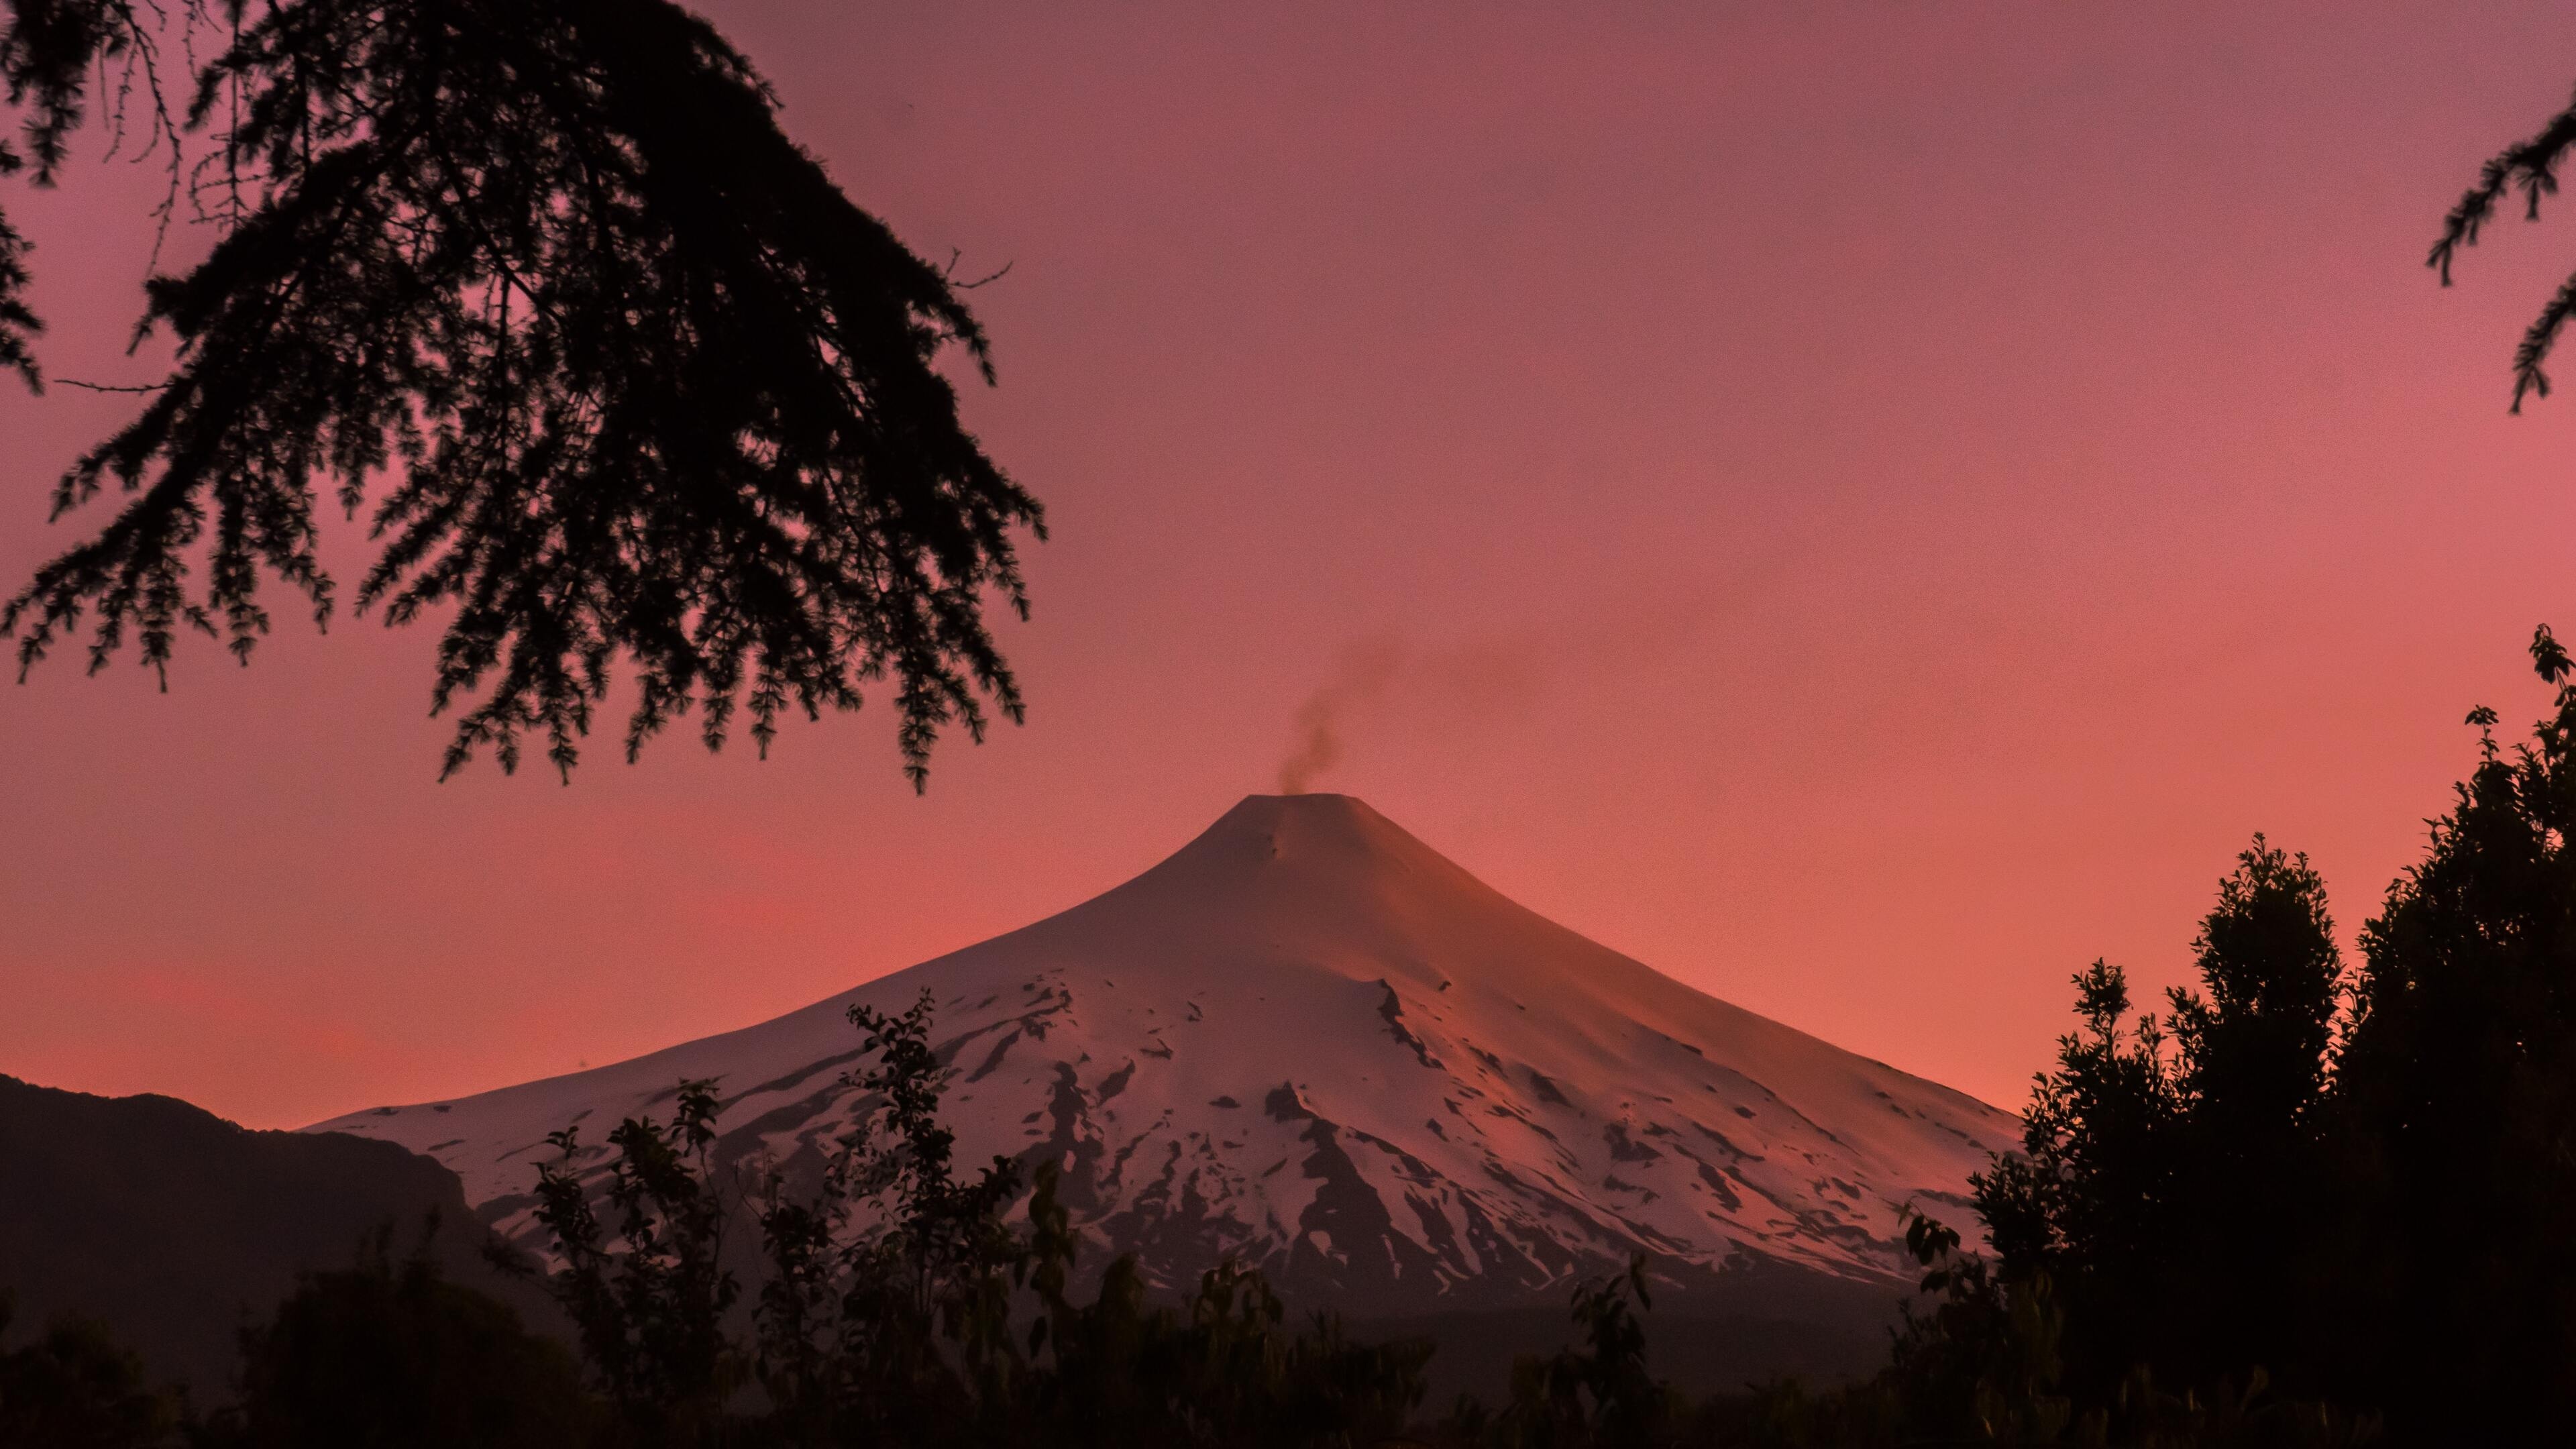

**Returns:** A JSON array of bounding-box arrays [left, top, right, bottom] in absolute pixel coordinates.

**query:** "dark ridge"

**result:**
[[0, 1074, 552, 1401]]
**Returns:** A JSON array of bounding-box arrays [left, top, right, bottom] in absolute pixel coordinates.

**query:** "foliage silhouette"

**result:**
[[1455, 1256, 1675, 1449], [1971, 838, 2345, 1400], [506, 989, 1430, 1448], [522, 1078, 743, 1444], [0, 1290, 181, 1448], [2322, 623, 2576, 1432], [0, 0, 1042, 784], [1924, 624, 2576, 1440], [746, 992, 1024, 1445], [193, 1226, 590, 1448], [2426, 80, 2576, 412]]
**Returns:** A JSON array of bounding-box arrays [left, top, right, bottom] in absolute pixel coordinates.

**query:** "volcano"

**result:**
[[311, 795, 2012, 1320]]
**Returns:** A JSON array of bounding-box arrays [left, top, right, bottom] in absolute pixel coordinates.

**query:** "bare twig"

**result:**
[[54, 377, 170, 393]]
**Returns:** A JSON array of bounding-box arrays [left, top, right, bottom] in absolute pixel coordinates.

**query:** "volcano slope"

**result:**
[[312, 795, 2012, 1379]]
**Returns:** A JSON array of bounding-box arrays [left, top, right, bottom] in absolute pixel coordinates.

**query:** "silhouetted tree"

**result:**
[[751, 991, 1024, 1445], [523, 1078, 743, 1446], [2159, 840, 2343, 1385], [197, 1228, 591, 1449], [1882, 1210, 2076, 1445], [2321, 625, 2576, 1433], [1, 1, 1042, 783], [1973, 837, 2346, 1401], [1009, 1185, 1428, 1449], [1970, 955, 2181, 1385], [1953, 627, 2576, 1438], [0, 1290, 180, 1448], [1476, 1256, 1674, 1449]]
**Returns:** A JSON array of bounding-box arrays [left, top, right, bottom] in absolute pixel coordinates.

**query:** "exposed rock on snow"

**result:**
[[310, 794, 2012, 1311]]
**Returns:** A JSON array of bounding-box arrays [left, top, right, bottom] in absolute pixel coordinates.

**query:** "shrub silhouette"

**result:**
[[195, 1230, 588, 1449], [0, 1291, 180, 1449]]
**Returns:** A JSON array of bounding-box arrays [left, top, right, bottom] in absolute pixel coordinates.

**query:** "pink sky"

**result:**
[[9, 2, 2576, 1128]]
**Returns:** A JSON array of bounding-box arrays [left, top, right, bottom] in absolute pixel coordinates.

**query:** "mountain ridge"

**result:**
[[1, 1073, 546, 1398]]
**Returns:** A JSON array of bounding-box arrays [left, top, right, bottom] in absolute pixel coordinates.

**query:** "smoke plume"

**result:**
[[1275, 638, 1403, 794], [1273, 635, 1538, 793]]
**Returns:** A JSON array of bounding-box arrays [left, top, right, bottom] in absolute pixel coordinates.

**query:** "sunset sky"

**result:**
[[11, 2, 2576, 1129]]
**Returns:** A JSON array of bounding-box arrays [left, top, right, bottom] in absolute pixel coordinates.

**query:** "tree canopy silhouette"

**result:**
[[1945, 625, 2576, 1439], [1969, 840, 2347, 1403], [0, 1, 1042, 784], [2432, 81, 2576, 411]]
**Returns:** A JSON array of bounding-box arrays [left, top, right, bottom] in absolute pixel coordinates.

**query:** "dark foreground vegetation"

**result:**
[[22, 635, 2576, 1445]]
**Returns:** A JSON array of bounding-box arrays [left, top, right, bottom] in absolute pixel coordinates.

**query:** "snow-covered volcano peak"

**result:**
[[1072, 792, 1484, 918], [313, 798, 2015, 1313], [1175, 789, 1395, 854], [1024, 792, 1550, 996], [1152, 792, 1466, 892]]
